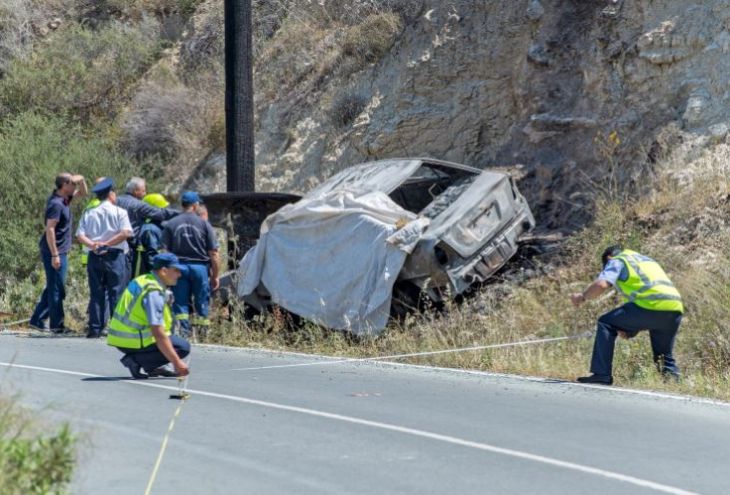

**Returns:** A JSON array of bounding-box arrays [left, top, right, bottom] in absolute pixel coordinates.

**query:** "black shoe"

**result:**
[[146, 367, 178, 378], [121, 355, 148, 379], [50, 327, 74, 335], [577, 374, 613, 385], [662, 372, 681, 384], [28, 322, 48, 331], [86, 331, 100, 338], [100, 329, 108, 337]]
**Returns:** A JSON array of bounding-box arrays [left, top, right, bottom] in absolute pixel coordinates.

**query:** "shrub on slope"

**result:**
[[0, 20, 160, 122]]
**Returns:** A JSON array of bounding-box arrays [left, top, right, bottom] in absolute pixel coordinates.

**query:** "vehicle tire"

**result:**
[[390, 281, 424, 320]]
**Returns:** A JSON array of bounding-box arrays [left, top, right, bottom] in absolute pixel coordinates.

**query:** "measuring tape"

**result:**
[[144, 353, 192, 495]]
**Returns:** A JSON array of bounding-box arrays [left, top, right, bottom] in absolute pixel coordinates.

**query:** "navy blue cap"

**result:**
[[181, 191, 201, 205], [91, 177, 114, 196], [152, 253, 184, 271]]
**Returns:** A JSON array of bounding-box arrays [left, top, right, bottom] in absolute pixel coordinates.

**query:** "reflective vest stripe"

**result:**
[[615, 254, 676, 297], [107, 328, 153, 340], [614, 250, 683, 313], [118, 283, 147, 323], [632, 293, 682, 302], [107, 274, 172, 349], [622, 281, 678, 302], [111, 312, 148, 331]]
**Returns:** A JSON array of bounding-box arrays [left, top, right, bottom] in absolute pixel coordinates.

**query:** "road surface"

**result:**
[[0, 333, 728, 495]]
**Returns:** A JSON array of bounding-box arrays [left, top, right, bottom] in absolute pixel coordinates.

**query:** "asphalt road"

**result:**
[[0, 334, 728, 495]]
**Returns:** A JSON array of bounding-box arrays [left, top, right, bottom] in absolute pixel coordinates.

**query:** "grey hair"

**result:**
[[125, 177, 145, 194]]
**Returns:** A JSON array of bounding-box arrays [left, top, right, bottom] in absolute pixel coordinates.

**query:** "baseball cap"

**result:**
[[152, 253, 184, 271], [180, 191, 201, 205]]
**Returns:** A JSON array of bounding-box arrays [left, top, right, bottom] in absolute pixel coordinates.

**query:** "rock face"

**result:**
[[199, 0, 730, 229]]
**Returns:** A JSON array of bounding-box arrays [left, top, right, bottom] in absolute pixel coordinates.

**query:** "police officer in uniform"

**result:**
[[571, 245, 684, 385], [108, 253, 190, 379], [76, 178, 133, 338]]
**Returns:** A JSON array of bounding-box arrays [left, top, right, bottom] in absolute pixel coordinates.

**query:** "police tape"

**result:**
[[222, 331, 595, 373], [0, 300, 91, 333], [143, 399, 186, 495], [144, 353, 192, 495], [365, 331, 595, 362], [0, 317, 31, 329]]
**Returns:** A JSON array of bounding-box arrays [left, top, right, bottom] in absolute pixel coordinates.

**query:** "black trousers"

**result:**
[[118, 335, 190, 372], [590, 303, 682, 377]]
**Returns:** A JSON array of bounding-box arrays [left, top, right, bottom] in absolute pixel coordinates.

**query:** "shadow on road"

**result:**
[[82, 376, 133, 382]]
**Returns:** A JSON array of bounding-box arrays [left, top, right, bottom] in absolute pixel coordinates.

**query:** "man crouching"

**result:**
[[108, 252, 190, 379]]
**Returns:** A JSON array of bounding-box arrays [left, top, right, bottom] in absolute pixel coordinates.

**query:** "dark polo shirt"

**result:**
[[39, 191, 73, 256]]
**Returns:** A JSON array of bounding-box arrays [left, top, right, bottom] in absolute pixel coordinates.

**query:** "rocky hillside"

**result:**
[[165, 0, 729, 232], [3, 0, 725, 230]]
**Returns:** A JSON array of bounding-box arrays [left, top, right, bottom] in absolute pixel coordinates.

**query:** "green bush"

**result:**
[[0, 399, 75, 495], [0, 21, 160, 122], [0, 112, 142, 285]]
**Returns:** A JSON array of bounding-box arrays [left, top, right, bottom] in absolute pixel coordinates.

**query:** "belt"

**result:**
[[90, 248, 126, 256]]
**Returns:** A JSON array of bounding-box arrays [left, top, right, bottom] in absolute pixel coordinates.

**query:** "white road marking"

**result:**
[[0, 360, 700, 495], [197, 344, 730, 409]]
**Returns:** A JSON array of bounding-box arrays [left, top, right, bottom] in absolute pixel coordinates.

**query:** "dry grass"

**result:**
[[120, 78, 216, 161], [0, 0, 73, 75], [205, 141, 730, 402], [86, 0, 203, 20], [251, 5, 402, 104], [342, 12, 402, 64], [0, 0, 37, 74]]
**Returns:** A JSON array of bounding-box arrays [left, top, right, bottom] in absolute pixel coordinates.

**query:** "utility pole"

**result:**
[[224, 0, 255, 192]]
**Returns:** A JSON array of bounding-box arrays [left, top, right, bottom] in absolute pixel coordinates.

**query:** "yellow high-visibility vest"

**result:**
[[614, 250, 684, 313], [107, 274, 172, 349]]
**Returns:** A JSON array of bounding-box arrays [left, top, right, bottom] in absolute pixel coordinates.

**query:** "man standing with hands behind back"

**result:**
[[30, 172, 88, 333], [76, 178, 133, 338]]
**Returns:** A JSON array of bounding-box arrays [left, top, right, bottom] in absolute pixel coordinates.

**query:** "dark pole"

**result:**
[[224, 0, 255, 192]]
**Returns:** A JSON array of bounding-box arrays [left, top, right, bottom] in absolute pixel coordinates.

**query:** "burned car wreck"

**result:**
[[234, 158, 535, 335]]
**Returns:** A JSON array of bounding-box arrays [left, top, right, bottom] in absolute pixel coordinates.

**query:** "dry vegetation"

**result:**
[[1, 0, 728, 404], [204, 140, 730, 401]]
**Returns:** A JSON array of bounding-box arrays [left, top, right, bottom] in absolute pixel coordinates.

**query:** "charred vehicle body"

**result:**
[[212, 159, 535, 328], [201, 191, 302, 265], [307, 158, 536, 306]]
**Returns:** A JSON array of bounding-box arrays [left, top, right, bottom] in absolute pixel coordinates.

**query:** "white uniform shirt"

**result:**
[[597, 258, 628, 286], [76, 200, 133, 253]]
